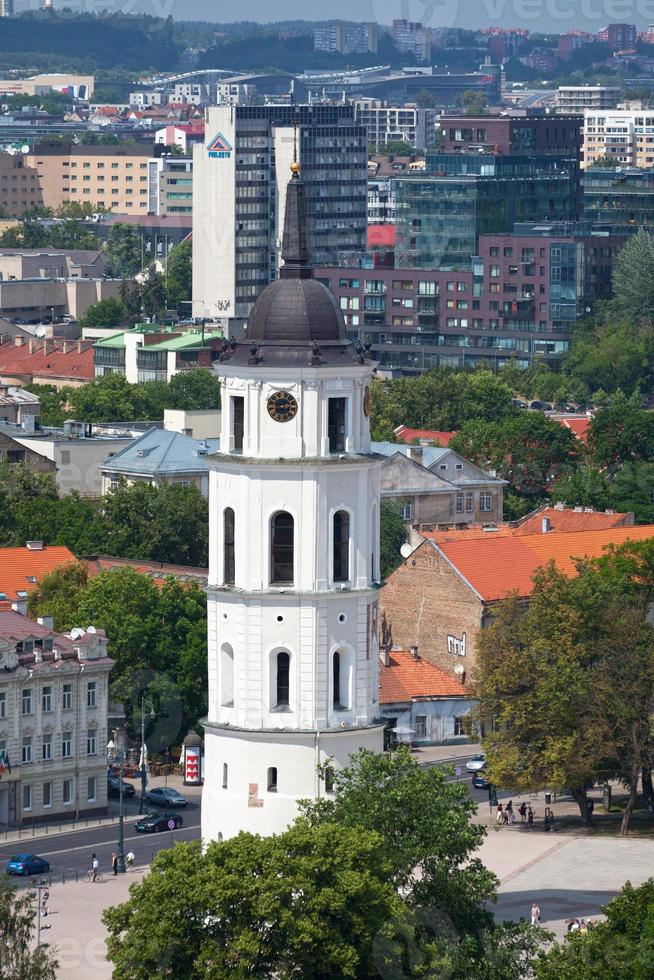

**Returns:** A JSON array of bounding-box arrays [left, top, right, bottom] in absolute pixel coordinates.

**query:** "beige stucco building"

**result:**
[[0, 610, 113, 827]]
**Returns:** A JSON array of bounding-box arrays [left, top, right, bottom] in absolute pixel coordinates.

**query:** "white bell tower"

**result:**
[[202, 162, 385, 842]]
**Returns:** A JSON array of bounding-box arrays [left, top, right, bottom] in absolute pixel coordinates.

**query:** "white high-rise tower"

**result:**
[[202, 161, 385, 841]]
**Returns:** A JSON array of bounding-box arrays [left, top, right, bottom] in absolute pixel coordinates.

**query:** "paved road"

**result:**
[[425, 753, 518, 811], [1, 791, 202, 884]]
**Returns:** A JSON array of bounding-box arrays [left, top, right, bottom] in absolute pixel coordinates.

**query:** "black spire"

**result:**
[[279, 164, 313, 281]]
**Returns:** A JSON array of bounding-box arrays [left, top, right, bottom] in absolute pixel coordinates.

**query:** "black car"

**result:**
[[135, 811, 184, 833], [107, 775, 136, 798]]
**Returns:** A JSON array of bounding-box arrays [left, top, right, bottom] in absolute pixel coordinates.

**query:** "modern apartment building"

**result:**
[[355, 100, 436, 149], [313, 21, 378, 54], [583, 165, 654, 230], [393, 154, 580, 270], [598, 23, 637, 48], [27, 143, 157, 214], [582, 109, 654, 168], [556, 85, 620, 114], [192, 104, 367, 325], [0, 608, 113, 827], [93, 324, 224, 383], [317, 221, 624, 373], [440, 113, 582, 157]]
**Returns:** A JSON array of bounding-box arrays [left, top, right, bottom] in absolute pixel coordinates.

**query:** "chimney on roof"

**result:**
[[26, 540, 44, 551], [62, 341, 70, 354], [37, 615, 54, 630], [11, 598, 26, 616], [28, 338, 36, 354], [408, 446, 423, 464], [541, 516, 551, 534], [379, 646, 391, 668], [77, 340, 83, 354], [410, 644, 419, 660], [34, 647, 42, 664], [14, 335, 24, 347]]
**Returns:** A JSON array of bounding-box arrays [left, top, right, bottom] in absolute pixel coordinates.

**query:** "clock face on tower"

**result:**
[[267, 390, 298, 423]]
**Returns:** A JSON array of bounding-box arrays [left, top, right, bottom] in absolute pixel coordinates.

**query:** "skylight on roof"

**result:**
[[16, 590, 28, 597], [26, 576, 37, 583]]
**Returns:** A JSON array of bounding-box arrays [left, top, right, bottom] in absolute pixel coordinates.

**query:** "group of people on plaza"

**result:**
[[89, 850, 135, 880], [495, 800, 536, 828]]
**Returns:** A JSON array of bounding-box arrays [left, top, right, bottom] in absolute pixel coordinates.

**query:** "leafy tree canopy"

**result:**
[[80, 296, 127, 329], [164, 239, 191, 310], [0, 876, 57, 979], [380, 500, 407, 580], [105, 223, 143, 279], [610, 229, 654, 322]]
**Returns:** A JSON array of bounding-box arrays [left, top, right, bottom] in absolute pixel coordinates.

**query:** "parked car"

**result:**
[[465, 753, 487, 773], [7, 854, 50, 876], [146, 787, 187, 808], [529, 400, 553, 411], [135, 812, 184, 834], [107, 775, 136, 798], [472, 773, 490, 789]]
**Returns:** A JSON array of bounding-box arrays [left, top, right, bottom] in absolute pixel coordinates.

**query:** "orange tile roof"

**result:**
[[379, 650, 466, 704], [435, 525, 654, 601], [0, 342, 94, 382], [559, 417, 590, 442], [514, 506, 632, 535], [394, 426, 458, 446], [0, 545, 76, 607], [422, 525, 514, 544]]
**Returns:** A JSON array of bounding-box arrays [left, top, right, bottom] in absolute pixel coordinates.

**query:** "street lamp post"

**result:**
[[138, 697, 155, 815], [115, 733, 126, 874]]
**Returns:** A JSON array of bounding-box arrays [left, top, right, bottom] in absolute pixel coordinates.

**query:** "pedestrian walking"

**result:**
[[496, 803, 504, 825], [111, 852, 118, 876], [506, 800, 515, 824], [126, 850, 135, 873], [518, 802, 527, 824], [531, 902, 541, 926], [91, 853, 99, 883], [527, 805, 534, 830]]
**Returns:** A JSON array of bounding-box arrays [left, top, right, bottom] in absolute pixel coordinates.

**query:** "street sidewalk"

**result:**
[[412, 742, 482, 765], [36, 866, 147, 979]]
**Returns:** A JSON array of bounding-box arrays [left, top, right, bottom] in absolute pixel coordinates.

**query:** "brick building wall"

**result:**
[[380, 540, 483, 676]]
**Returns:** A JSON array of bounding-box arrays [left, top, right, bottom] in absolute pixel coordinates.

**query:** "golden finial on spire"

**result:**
[[290, 160, 301, 174]]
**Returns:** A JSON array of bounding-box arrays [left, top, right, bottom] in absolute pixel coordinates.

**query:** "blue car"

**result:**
[[6, 854, 50, 876], [472, 774, 491, 789]]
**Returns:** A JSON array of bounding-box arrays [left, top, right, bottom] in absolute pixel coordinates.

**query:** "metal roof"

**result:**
[[101, 427, 219, 476]]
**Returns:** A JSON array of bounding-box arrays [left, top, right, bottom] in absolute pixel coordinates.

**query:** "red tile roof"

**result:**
[[394, 426, 458, 446], [435, 525, 654, 601], [367, 225, 395, 247], [84, 555, 208, 588], [560, 417, 590, 442], [0, 545, 77, 607], [514, 505, 632, 535], [0, 341, 94, 383], [380, 650, 466, 704]]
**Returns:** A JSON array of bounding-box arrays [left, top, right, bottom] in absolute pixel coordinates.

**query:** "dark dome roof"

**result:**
[[245, 277, 347, 345]]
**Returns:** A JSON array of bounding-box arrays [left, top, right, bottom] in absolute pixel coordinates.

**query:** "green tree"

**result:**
[[166, 368, 220, 411], [460, 89, 488, 115], [68, 373, 153, 422], [48, 218, 99, 250], [99, 481, 208, 567], [451, 412, 579, 506], [0, 875, 57, 979], [24, 383, 71, 427], [475, 558, 654, 830], [106, 223, 142, 278], [301, 748, 544, 974], [139, 270, 167, 318], [80, 296, 127, 329], [610, 462, 654, 523], [165, 239, 192, 309], [11, 491, 102, 554], [587, 393, 654, 473], [550, 465, 612, 511], [56, 201, 106, 218], [610, 229, 654, 322], [563, 319, 654, 397], [104, 826, 404, 980], [0, 220, 49, 248], [380, 500, 407, 579], [536, 879, 654, 979]]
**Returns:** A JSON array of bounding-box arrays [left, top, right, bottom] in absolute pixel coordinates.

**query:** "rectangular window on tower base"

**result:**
[[231, 396, 244, 453]]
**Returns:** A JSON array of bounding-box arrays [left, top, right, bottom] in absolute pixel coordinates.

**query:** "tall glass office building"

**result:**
[[193, 104, 367, 325], [394, 154, 580, 270]]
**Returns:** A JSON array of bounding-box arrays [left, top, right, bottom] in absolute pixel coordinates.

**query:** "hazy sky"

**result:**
[[29, 0, 654, 33], [127, 0, 654, 32]]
